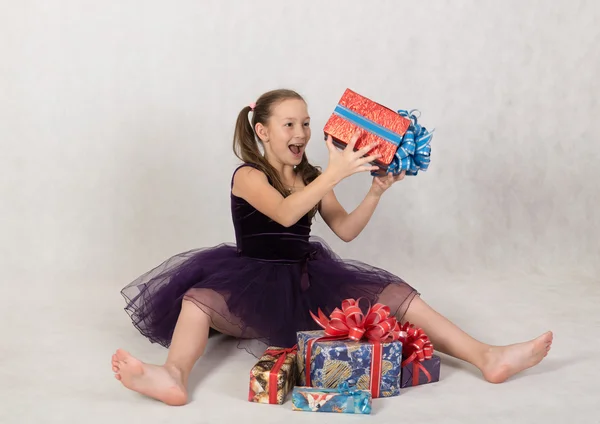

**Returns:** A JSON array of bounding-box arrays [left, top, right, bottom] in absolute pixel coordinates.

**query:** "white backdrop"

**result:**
[[2, 2, 600, 423], [1, 0, 599, 286]]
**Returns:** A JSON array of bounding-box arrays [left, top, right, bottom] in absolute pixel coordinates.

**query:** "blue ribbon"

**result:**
[[371, 109, 433, 177], [336, 381, 355, 395], [333, 105, 404, 147], [336, 381, 371, 414]]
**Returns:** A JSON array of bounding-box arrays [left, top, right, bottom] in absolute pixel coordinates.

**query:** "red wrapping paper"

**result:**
[[324, 89, 411, 168]]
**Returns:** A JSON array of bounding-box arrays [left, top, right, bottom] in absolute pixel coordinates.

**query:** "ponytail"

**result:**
[[232, 104, 289, 197], [232, 106, 263, 165]]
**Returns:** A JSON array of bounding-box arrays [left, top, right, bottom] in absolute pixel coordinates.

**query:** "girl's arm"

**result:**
[[232, 166, 338, 227], [318, 188, 381, 242], [232, 134, 379, 227]]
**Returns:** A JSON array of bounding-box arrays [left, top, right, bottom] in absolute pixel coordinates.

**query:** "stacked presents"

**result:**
[[249, 298, 441, 414]]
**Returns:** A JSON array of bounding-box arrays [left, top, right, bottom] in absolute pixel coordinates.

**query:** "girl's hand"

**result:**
[[370, 170, 406, 197], [324, 130, 380, 184]]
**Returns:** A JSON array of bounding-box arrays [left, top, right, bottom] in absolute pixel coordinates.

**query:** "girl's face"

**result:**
[[257, 98, 311, 168]]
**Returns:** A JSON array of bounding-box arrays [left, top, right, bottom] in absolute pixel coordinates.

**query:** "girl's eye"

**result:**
[[285, 123, 293, 127], [304, 122, 310, 127]]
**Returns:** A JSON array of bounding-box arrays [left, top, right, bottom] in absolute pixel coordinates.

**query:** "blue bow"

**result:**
[[337, 381, 371, 414], [371, 109, 433, 177], [336, 381, 356, 395]]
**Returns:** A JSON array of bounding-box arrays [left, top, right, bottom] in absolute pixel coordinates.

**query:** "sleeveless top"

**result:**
[[230, 164, 313, 263]]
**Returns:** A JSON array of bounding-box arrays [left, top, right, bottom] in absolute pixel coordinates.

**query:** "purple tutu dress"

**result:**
[[121, 164, 418, 355]]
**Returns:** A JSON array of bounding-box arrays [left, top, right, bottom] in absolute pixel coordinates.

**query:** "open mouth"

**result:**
[[289, 143, 304, 155]]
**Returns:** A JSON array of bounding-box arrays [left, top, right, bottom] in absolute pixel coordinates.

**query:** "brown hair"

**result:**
[[233, 89, 322, 218]]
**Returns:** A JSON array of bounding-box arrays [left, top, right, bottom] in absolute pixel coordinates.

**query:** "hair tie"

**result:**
[[249, 102, 256, 111]]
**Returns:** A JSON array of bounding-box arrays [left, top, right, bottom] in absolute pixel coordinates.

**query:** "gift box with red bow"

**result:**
[[296, 298, 404, 398], [248, 346, 298, 404], [398, 322, 441, 388], [324, 88, 433, 176]]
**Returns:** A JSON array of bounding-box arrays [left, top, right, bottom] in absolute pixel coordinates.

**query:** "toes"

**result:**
[[116, 348, 129, 358], [538, 331, 553, 341], [112, 354, 121, 372], [116, 349, 130, 363]]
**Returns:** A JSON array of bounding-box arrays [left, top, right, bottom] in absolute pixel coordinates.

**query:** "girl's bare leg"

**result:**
[[112, 299, 211, 405], [402, 296, 553, 383]]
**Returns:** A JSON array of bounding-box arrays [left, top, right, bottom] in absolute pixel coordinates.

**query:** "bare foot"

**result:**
[[481, 331, 553, 383], [112, 349, 188, 406]]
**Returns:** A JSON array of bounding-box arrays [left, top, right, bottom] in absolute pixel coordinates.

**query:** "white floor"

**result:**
[[2, 270, 598, 424]]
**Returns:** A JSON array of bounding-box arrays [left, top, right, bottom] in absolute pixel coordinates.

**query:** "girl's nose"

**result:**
[[295, 126, 308, 139]]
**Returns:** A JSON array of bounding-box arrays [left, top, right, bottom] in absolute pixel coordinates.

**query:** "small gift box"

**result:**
[[248, 346, 297, 404], [324, 88, 433, 176], [399, 322, 441, 388], [292, 382, 372, 414], [402, 355, 441, 387], [297, 298, 403, 398]]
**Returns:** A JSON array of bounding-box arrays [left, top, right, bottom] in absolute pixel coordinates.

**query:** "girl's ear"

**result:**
[[255, 122, 269, 143]]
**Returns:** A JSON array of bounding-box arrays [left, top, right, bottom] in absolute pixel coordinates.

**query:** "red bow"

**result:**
[[264, 345, 297, 404], [305, 298, 402, 398], [309, 298, 402, 343], [398, 322, 433, 385]]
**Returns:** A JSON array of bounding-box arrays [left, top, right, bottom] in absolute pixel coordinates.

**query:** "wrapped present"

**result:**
[[297, 298, 403, 398], [292, 382, 372, 414], [398, 322, 441, 388], [402, 355, 441, 387], [248, 346, 297, 404], [323, 88, 433, 176]]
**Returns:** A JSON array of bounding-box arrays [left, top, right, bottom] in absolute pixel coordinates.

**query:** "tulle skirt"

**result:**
[[121, 237, 418, 356]]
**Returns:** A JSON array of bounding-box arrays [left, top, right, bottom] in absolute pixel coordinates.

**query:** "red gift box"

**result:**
[[324, 89, 411, 170]]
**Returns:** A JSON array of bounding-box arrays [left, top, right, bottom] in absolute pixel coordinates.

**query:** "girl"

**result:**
[[112, 89, 552, 406]]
